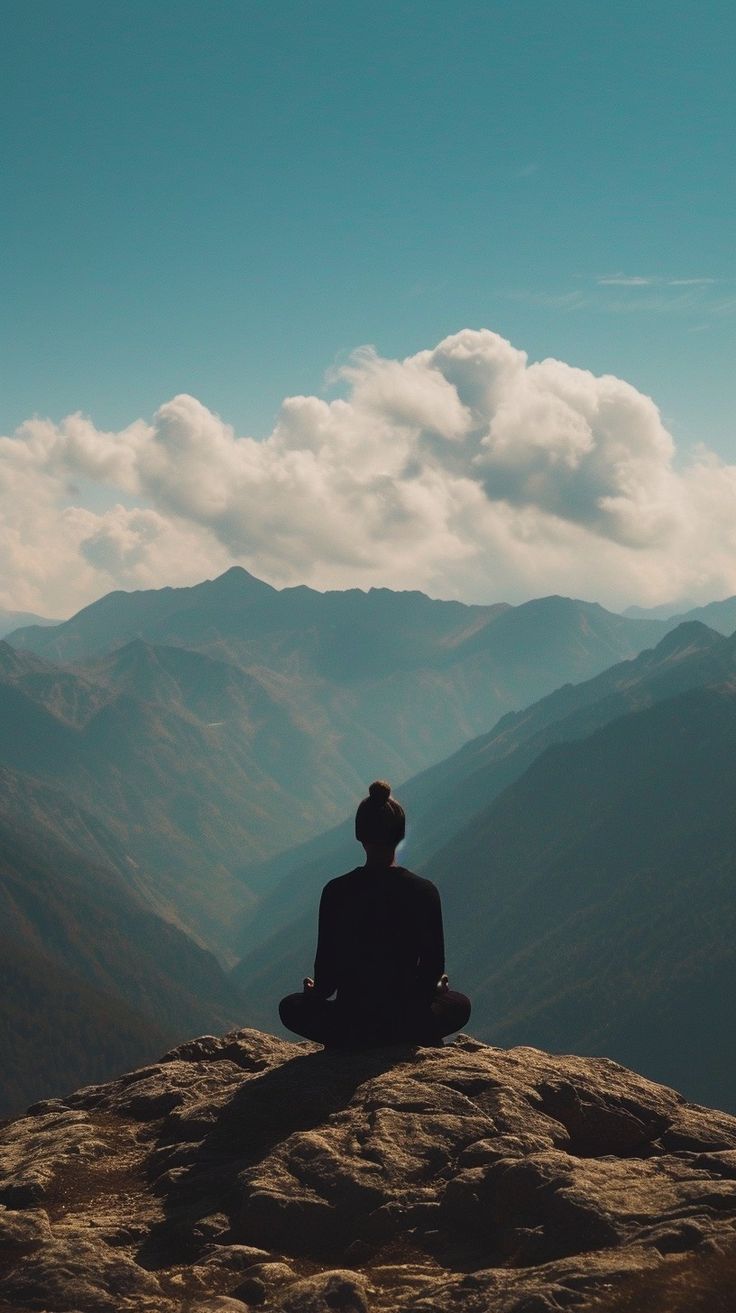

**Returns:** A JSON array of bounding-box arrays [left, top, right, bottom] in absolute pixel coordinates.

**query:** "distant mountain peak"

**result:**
[[199, 565, 276, 597], [516, 594, 608, 616], [650, 620, 722, 660]]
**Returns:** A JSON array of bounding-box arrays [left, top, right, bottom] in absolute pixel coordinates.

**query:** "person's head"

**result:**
[[355, 780, 405, 863]]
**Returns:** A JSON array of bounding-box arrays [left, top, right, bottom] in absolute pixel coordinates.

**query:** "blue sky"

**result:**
[[2, 2, 735, 616], [3, 1, 733, 451]]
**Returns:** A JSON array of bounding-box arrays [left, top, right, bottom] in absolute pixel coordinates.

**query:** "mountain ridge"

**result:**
[[6, 567, 666, 667], [0, 571, 682, 965], [0, 606, 58, 639], [230, 618, 731, 973], [428, 683, 736, 1108], [232, 626, 736, 1110]]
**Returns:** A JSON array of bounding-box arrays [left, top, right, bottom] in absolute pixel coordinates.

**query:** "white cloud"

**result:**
[[2, 327, 736, 616], [598, 275, 655, 287], [597, 275, 717, 288]]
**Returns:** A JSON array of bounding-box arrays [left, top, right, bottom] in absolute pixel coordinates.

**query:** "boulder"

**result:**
[[0, 1028, 735, 1311]]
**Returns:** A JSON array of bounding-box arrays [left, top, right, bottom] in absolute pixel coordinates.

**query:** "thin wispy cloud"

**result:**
[[506, 276, 727, 319], [597, 274, 717, 288], [595, 278, 733, 321], [598, 290, 716, 316], [598, 275, 654, 287], [711, 296, 736, 318]]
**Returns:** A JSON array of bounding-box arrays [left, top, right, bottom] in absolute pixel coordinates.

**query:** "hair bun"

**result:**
[[368, 779, 391, 805], [355, 781, 405, 844]]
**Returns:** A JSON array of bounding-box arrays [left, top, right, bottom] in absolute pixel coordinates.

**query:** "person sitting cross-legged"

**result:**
[[279, 780, 471, 1048]]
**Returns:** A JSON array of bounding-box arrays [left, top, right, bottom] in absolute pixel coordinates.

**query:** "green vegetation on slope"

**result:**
[[0, 769, 246, 1112], [0, 934, 167, 1115], [233, 627, 736, 1110], [2, 571, 674, 959], [431, 685, 736, 1109]]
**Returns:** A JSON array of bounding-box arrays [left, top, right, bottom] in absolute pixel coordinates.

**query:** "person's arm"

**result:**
[[416, 882, 445, 1001], [313, 883, 339, 999]]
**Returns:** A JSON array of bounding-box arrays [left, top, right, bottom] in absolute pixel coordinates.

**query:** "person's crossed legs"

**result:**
[[279, 988, 471, 1047]]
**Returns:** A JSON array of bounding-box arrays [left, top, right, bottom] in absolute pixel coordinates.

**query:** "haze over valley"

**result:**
[[2, 568, 736, 1114]]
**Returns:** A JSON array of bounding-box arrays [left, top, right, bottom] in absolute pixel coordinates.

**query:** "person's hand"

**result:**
[[303, 977, 315, 992], [438, 974, 449, 993]]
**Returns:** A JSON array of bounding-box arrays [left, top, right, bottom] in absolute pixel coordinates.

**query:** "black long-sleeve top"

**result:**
[[313, 864, 445, 1007]]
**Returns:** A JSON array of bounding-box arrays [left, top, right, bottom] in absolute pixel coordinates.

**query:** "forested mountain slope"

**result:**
[[429, 685, 736, 1110], [233, 634, 736, 1110], [0, 934, 167, 1116], [2, 572, 673, 959], [0, 767, 245, 1113], [231, 620, 729, 978]]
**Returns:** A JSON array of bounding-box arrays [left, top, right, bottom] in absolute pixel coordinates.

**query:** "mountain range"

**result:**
[[233, 620, 736, 1110], [231, 620, 728, 967], [3, 568, 680, 960], [4, 568, 736, 1113], [625, 594, 736, 634], [0, 606, 57, 639]]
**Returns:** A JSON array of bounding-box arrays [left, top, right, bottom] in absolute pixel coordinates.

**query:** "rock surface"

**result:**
[[1, 1029, 736, 1311]]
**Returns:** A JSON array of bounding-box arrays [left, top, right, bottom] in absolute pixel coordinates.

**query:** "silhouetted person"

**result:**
[[279, 780, 471, 1047]]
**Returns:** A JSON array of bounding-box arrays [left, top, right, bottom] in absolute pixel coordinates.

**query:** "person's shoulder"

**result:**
[[322, 867, 363, 895], [395, 866, 440, 895]]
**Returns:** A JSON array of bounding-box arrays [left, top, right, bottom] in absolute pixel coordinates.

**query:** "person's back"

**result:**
[[279, 781, 471, 1048], [314, 863, 444, 1023]]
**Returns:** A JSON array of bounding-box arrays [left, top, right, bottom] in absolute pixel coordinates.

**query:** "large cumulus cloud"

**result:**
[[1, 329, 734, 615]]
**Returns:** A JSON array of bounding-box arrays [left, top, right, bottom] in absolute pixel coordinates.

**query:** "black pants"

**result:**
[[279, 988, 471, 1048]]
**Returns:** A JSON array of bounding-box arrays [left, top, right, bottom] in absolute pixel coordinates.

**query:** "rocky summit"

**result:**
[[2, 1032, 736, 1313]]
